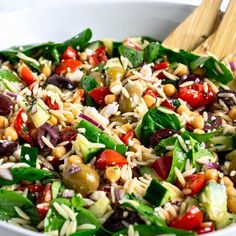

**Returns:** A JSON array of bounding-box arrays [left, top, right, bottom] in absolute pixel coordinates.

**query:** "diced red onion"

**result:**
[[78, 113, 104, 130], [229, 61, 236, 72], [0, 168, 13, 181], [69, 165, 81, 175], [62, 189, 75, 198], [6, 92, 17, 99], [203, 162, 220, 171], [114, 188, 124, 201]]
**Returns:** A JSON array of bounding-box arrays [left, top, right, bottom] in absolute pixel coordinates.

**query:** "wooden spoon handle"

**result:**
[[199, 0, 236, 60], [162, 0, 222, 51]]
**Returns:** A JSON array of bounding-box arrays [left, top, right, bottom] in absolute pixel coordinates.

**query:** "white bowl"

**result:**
[[0, 0, 235, 235]]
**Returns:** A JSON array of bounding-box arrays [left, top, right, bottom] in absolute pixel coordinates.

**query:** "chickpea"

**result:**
[[65, 113, 74, 123], [52, 146, 67, 159], [48, 115, 58, 126], [4, 127, 18, 141], [177, 104, 189, 115], [163, 84, 177, 97], [121, 123, 133, 133], [143, 94, 156, 108], [68, 155, 83, 164], [112, 129, 122, 138], [30, 128, 38, 140], [105, 94, 117, 105], [205, 169, 219, 182], [228, 196, 236, 213], [190, 115, 204, 130], [221, 176, 234, 187], [105, 166, 121, 182], [79, 52, 88, 62], [193, 128, 205, 134], [229, 107, 236, 121], [174, 63, 189, 76], [226, 186, 236, 196], [42, 64, 51, 77], [166, 151, 173, 157], [0, 116, 7, 129]]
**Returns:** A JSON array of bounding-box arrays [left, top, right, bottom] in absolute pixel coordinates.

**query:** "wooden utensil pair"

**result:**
[[163, 0, 236, 61]]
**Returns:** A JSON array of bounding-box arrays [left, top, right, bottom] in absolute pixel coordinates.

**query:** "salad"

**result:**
[[0, 28, 236, 236]]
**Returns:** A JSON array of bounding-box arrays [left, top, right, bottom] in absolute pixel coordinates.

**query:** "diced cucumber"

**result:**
[[20, 146, 38, 167], [29, 102, 50, 128], [86, 41, 103, 51], [102, 38, 113, 56], [209, 135, 235, 152], [139, 166, 161, 181], [144, 179, 171, 207], [89, 197, 110, 218]]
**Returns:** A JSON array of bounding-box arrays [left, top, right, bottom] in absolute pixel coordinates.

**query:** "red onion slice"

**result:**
[[229, 61, 236, 72], [78, 113, 104, 130]]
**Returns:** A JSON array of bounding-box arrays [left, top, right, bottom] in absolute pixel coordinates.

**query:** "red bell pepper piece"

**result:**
[[61, 46, 79, 60], [89, 87, 110, 106], [184, 173, 206, 196], [45, 96, 59, 110], [89, 46, 107, 67], [19, 66, 35, 85], [161, 100, 175, 111], [55, 59, 82, 74], [121, 130, 135, 145], [96, 150, 128, 169], [145, 88, 158, 98], [153, 62, 169, 71], [196, 222, 215, 234]]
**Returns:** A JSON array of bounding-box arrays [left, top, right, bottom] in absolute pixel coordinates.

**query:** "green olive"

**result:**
[[63, 161, 100, 195], [109, 115, 138, 124], [89, 72, 105, 86], [118, 81, 142, 112], [107, 67, 125, 81], [229, 159, 236, 185]]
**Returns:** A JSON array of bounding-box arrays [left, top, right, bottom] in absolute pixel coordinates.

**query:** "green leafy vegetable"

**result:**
[[182, 130, 215, 143], [135, 107, 180, 146], [0, 167, 53, 185], [154, 136, 177, 155], [166, 139, 188, 183], [77, 119, 127, 155], [71, 195, 86, 209], [118, 45, 143, 67], [51, 181, 62, 199], [0, 189, 40, 224], [144, 42, 160, 63], [121, 194, 166, 227], [79, 75, 99, 106], [20, 146, 38, 167], [112, 224, 196, 236]]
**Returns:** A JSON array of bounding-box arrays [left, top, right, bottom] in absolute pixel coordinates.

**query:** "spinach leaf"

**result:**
[[182, 130, 215, 143], [0, 167, 53, 185], [79, 75, 99, 106], [135, 107, 180, 146], [154, 136, 177, 155], [51, 181, 62, 199], [144, 42, 160, 63], [166, 138, 188, 183], [113, 224, 196, 236], [0, 189, 40, 224], [118, 45, 143, 67], [72, 195, 86, 209], [121, 194, 166, 227], [20, 146, 38, 167], [70, 229, 98, 236]]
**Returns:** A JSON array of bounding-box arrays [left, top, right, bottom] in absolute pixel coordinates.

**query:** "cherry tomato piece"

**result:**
[[61, 46, 79, 60], [89, 87, 110, 106], [153, 62, 169, 71], [45, 96, 59, 110], [196, 222, 215, 235], [89, 46, 107, 67], [19, 66, 35, 85], [152, 156, 172, 180], [184, 173, 206, 195], [55, 59, 82, 74], [161, 100, 175, 111], [121, 130, 135, 145], [145, 88, 158, 98]]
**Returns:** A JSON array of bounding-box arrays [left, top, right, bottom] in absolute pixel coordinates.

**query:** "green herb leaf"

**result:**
[[144, 42, 160, 63]]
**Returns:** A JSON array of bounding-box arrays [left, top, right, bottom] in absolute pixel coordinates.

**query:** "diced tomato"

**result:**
[[145, 88, 158, 98], [152, 156, 172, 180], [185, 122, 195, 131], [170, 206, 203, 230], [178, 83, 215, 108], [121, 130, 135, 145], [37, 184, 52, 204], [28, 184, 44, 194], [75, 89, 85, 102], [61, 46, 79, 60], [45, 96, 59, 110], [37, 202, 49, 220], [28, 81, 39, 93], [14, 109, 32, 143], [161, 100, 175, 111], [196, 222, 215, 235], [153, 62, 169, 71], [89, 46, 107, 67], [96, 150, 128, 169], [89, 87, 110, 106], [184, 173, 206, 195], [55, 59, 82, 74], [19, 66, 35, 85]]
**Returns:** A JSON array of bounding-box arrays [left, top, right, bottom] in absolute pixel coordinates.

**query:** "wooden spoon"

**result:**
[[194, 0, 236, 60], [162, 0, 222, 51]]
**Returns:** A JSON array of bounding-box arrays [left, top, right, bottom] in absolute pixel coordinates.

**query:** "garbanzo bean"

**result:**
[[52, 146, 67, 159], [163, 84, 177, 97], [205, 169, 218, 182], [105, 166, 121, 182], [229, 107, 236, 121], [4, 127, 18, 141], [228, 196, 236, 213]]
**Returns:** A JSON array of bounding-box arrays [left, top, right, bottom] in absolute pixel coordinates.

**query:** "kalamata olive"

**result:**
[[204, 112, 222, 132], [46, 75, 76, 90], [118, 81, 142, 113], [217, 89, 236, 108], [59, 128, 77, 150], [0, 140, 18, 157], [149, 128, 179, 147], [178, 74, 202, 87], [63, 158, 100, 195], [103, 208, 144, 232], [0, 94, 13, 116]]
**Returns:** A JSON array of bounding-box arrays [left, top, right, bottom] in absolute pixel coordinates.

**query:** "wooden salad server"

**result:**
[[162, 0, 222, 51]]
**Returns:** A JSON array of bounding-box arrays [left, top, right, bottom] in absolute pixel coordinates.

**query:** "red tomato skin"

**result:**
[[170, 206, 203, 230], [45, 96, 59, 110], [89, 46, 107, 67], [19, 66, 35, 85], [196, 223, 215, 235], [145, 88, 158, 98], [152, 156, 172, 180], [55, 59, 82, 74], [89, 87, 110, 106], [62, 46, 79, 60], [37, 202, 49, 220], [161, 100, 175, 111], [153, 62, 169, 71], [37, 184, 52, 204], [96, 150, 128, 169], [121, 130, 135, 145], [178, 83, 215, 108], [184, 173, 206, 196]]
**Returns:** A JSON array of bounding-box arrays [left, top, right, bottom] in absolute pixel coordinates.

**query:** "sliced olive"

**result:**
[[0, 140, 18, 157], [0, 94, 13, 116], [46, 75, 76, 90]]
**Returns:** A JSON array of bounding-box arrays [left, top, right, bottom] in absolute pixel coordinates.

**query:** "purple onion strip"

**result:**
[[78, 113, 104, 130], [229, 61, 236, 72]]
